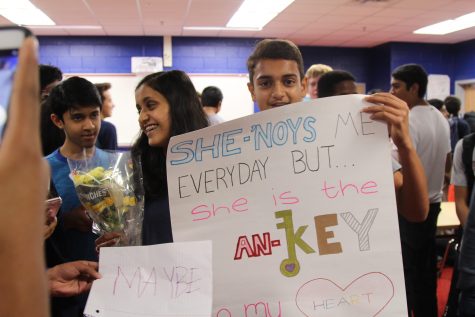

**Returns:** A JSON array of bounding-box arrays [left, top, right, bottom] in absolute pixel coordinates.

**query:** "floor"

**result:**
[[438, 266, 454, 317]]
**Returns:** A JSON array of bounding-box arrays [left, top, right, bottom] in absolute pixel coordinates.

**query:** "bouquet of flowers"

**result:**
[[68, 151, 144, 246]]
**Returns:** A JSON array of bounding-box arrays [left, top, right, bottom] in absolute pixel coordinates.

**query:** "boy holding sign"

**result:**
[[246, 39, 428, 223]]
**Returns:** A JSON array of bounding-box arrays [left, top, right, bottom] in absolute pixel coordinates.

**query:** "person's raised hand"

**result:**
[[363, 92, 413, 151]]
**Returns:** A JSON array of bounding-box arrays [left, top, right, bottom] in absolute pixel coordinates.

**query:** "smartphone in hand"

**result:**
[[0, 26, 32, 142], [45, 196, 62, 220]]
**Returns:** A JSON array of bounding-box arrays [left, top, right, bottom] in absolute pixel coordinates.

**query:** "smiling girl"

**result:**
[[97, 70, 208, 248]]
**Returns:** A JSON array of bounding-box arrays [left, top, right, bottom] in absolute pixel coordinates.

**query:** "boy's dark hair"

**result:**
[[132, 70, 209, 198], [428, 98, 444, 110], [46, 76, 102, 120], [391, 64, 428, 98], [201, 86, 223, 108], [94, 82, 112, 103], [317, 70, 356, 98], [247, 39, 304, 83], [39, 64, 63, 91], [444, 96, 462, 116]]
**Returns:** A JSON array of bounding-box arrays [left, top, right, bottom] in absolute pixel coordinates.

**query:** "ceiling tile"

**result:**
[[9, 0, 475, 48]]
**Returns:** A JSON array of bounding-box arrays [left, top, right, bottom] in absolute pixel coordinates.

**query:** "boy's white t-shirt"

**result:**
[[409, 105, 451, 203]]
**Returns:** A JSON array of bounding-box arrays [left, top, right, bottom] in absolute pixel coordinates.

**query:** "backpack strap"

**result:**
[[462, 133, 475, 204]]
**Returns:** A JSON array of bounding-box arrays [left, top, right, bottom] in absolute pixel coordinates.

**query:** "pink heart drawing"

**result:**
[[295, 272, 394, 316]]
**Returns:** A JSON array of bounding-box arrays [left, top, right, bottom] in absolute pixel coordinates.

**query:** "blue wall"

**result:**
[[367, 43, 391, 92], [300, 46, 370, 84], [454, 39, 475, 81], [39, 36, 256, 74], [38, 35, 475, 93], [389, 42, 455, 89]]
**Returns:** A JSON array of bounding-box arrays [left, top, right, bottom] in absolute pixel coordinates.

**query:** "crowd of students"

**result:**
[[3, 34, 474, 317]]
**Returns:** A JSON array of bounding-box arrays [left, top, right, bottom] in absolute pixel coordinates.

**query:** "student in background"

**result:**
[[40, 64, 64, 156], [390, 63, 451, 317], [464, 111, 475, 133], [317, 70, 357, 97], [40, 64, 62, 101], [201, 86, 225, 125], [246, 39, 428, 224], [96, 70, 209, 248], [445, 95, 470, 153], [428, 98, 449, 117], [94, 82, 118, 150], [304, 63, 332, 99]]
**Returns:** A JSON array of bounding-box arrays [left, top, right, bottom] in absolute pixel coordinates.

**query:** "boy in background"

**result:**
[[40, 64, 62, 101], [390, 64, 451, 316], [201, 86, 225, 125], [40, 64, 64, 156], [305, 63, 333, 99], [94, 82, 118, 150], [317, 70, 357, 97]]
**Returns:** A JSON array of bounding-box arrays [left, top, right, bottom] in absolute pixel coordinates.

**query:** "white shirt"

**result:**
[[409, 105, 451, 203]]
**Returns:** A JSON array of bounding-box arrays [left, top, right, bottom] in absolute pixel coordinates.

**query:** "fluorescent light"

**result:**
[[227, 0, 295, 29], [0, 0, 55, 26], [414, 11, 475, 35], [29, 25, 102, 30], [183, 26, 260, 31]]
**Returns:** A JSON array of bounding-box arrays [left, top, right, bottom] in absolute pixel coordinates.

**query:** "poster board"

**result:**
[[66, 73, 254, 147], [167, 95, 407, 316]]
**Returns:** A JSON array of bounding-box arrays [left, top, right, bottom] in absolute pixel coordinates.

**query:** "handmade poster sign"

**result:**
[[167, 95, 407, 316], [84, 241, 212, 317]]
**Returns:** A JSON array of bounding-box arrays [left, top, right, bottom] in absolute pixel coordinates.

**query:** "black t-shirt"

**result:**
[[142, 196, 173, 245]]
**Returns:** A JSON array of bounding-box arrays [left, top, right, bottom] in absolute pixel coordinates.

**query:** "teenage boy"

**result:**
[[390, 63, 451, 317], [46, 76, 107, 316], [246, 39, 428, 224], [46, 76, 106, 263]]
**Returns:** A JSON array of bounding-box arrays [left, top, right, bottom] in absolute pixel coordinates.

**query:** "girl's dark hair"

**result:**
[[131, 70, 209, 198]]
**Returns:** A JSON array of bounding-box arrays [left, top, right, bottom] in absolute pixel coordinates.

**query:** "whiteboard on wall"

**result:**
[[66, 73, 254, 146]]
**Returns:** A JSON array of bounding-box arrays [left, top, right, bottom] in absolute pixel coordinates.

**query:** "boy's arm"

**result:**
[[452, 140, 469, 226], [454, 186, 469, 226], [363, 93, 429, 222], [0, 38, 50, 317]]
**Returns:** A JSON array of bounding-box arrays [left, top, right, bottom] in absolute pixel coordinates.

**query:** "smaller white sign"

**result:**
[[131, 56, 163, 73], [84, 241, 213, 317], [427, 74, 450, 100]]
